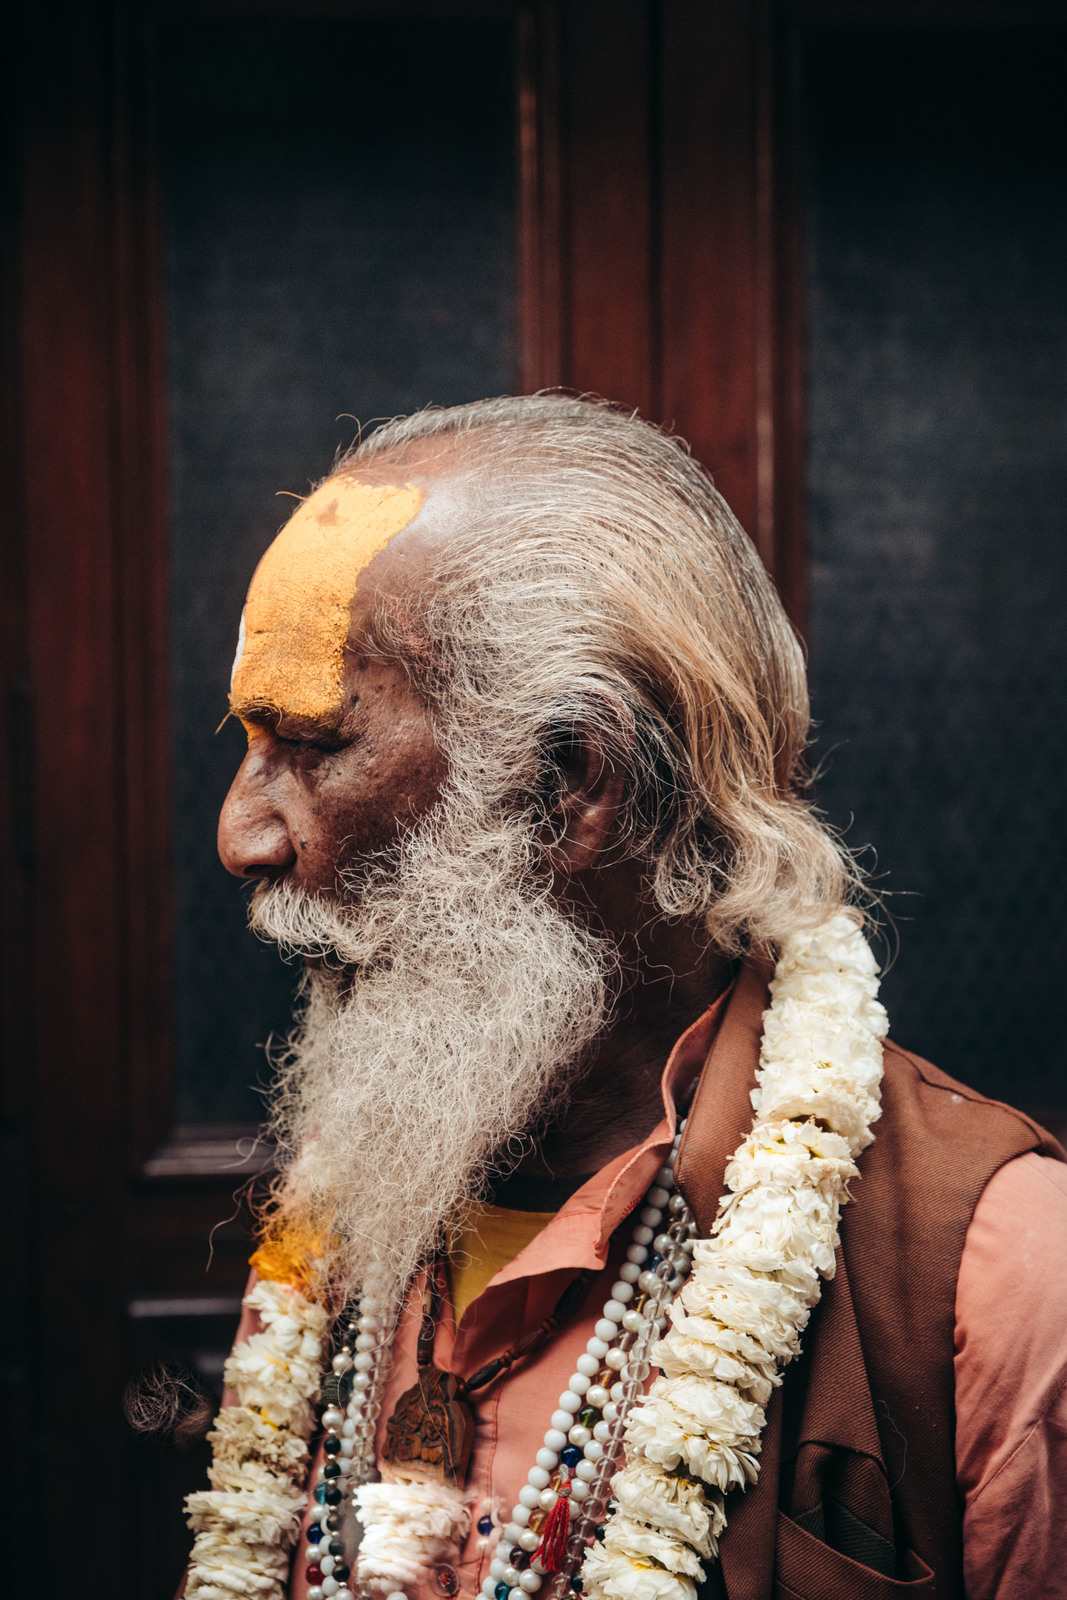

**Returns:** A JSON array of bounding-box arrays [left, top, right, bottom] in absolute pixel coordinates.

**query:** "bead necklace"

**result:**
[[187, 915, 886, 1600], [301, 1122, 697, 1600]]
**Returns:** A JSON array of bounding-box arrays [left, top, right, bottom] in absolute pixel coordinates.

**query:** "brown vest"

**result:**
[[674, 961, 1065, 1600]]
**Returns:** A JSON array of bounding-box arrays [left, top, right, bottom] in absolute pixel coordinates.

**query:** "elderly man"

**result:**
[[184, 397, 1066, 1600]]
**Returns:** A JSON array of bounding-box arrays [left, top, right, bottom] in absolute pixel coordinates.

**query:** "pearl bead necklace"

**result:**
[[305, 1124, 696, 1600], [304, 1273, 396, 1600], [482, 1121, 696, 1600]]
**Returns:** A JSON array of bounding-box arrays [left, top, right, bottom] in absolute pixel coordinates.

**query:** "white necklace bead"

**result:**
[[309, 1128, 694, 1600]]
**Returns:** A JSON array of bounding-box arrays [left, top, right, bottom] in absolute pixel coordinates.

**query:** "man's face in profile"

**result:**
[[213, 456, 617, 1314], [219, 471, 448, 899]]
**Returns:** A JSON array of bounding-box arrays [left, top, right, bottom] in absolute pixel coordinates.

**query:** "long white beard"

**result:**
[[250, 791, 617, 1322]]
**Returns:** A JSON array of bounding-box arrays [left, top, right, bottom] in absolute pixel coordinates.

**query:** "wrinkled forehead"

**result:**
[[229, 475, 423, 725]]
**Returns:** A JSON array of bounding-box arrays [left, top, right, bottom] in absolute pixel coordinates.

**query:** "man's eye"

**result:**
[[288, 735, 346, 762], [272, 725, 345, 755]]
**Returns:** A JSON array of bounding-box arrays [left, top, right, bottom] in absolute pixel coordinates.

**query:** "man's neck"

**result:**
[[515, 872, 734, 1179]]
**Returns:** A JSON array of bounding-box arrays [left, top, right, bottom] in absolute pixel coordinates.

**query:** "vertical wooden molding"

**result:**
[[659, 0, 806, 623], [113, 2, 177, 1170], [518, 0, 564, 390], [753, 0, 778, 571], [770, 0, 809, 633], [16, 0, 130, 1588], [558, 0, 656, 415], [660, 0, 760, 534]]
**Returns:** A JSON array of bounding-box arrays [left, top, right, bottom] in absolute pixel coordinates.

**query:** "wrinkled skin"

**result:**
[[218, 450, 730, 1177]]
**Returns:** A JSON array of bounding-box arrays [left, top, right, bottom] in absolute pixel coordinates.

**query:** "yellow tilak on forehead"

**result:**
[[230, 477, 423, 726]]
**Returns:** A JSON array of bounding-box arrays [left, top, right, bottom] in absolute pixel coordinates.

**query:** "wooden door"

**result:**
[[8, 3, 1062, 1596], [3, 4, 794, 1593]]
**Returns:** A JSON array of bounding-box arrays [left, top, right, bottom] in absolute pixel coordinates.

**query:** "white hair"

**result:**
[[345, 393, 859, 955], [253, 774, 617, 1318]]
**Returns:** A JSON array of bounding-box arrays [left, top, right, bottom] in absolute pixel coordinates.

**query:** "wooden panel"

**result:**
[[4, 4, 807, 1593], [114, 4, 178, 1168], [15, 0, 129, 1589], [659, 0, 806, 621], [558, 0, 656, 416], [0, 0, 32, 1573], [660, 0, 764, 542], [518, 0, 564, 388]]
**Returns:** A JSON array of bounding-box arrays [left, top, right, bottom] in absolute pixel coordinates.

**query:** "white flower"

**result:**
[[185, 1483, 305, 1544], [653, 1332, 776, 1404], [185, 1478, 304, 1598], [189, 914, 887, 1600], [649, 1375, 764, 1450], [601, 1514, 707, 1578], [185, 1277, 328, 1596], [608, 1459, 725, 1558], [581, 1544, 698, 1600], [354, 1477, 471, 1590], [583, 916, 885, 1600], [206, 1407, 310, 1488], [623, 1391, 761, 1489]]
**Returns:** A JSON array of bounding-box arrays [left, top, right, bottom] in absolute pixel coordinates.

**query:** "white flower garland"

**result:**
[[186, 912, 885, 1600], [185, 1278, 331, 1599], [354, 1480, 471, 1592], [581, 913, 887, 1600]]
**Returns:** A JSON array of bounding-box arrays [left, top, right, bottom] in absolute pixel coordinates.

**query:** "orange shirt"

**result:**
[[285, 995, 718, 1600], [955, 1150, 1067, 1599], [447, 1207, 558, 1325], [225, 992, 1067, 1600]]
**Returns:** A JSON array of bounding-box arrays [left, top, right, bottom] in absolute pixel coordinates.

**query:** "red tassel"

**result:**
[[535, 1485, 572, 1573]]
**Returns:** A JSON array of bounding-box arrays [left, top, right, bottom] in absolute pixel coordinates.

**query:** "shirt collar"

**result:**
[[487, 978, 737, 1284]]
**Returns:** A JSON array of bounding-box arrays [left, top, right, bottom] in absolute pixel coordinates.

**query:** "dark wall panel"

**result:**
[[157, 16, 517, 1122], [803, 25, 1067, 1107]]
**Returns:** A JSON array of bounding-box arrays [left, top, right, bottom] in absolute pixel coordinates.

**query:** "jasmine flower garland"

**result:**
[[184, 912, 885, 1600], [581, 914, 887, 1600], [185, 1278, 332, 1598]]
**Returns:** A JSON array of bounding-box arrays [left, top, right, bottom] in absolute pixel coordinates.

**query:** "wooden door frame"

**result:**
[[4, 0, 807, 1589]]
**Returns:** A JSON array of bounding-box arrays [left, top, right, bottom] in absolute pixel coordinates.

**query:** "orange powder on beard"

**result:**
[[230, 477, 423, 724]]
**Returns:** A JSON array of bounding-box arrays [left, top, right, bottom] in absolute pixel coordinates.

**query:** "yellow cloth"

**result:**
[[447, 1204, 557, 1324]]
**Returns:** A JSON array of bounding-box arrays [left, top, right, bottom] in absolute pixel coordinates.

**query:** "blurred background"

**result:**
[[3, 2, 1065, 1593]]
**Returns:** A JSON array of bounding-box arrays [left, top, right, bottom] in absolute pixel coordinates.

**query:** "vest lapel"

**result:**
[[671, 957, 891, 1599], [673, 958, 780, 1598], [673, 957, 770, 1236]]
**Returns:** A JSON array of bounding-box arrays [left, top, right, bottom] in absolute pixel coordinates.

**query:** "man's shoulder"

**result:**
[[841, 1037, 1063, 1314], [876, 1035, 1066, 1167]]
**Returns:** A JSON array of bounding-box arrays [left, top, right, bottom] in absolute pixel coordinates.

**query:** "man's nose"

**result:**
[[217, 754, 297, 879]]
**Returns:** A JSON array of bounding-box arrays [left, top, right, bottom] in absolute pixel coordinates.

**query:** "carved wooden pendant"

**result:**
[[382, 1366, 475, 1485]]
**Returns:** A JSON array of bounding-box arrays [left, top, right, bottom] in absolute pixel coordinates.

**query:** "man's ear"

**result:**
[[546, 697, 634, 875]]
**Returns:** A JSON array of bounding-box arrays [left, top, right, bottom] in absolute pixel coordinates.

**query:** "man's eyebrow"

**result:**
[[274, 709, 349, 741], [230, 700, 349, 741]]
